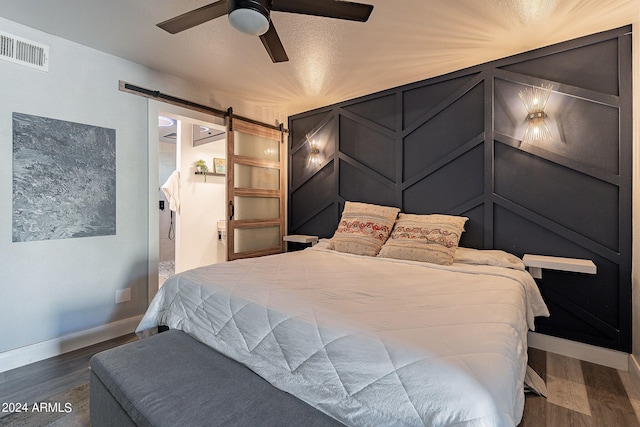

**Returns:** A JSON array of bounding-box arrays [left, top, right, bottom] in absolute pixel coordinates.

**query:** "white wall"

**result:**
[[0, 17, 148, 359], [0, 17, 240, 370], [176, 120, 227, 273]]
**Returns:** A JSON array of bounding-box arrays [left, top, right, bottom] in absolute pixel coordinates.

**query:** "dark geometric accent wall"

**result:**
[[288, 26, 632, 352]]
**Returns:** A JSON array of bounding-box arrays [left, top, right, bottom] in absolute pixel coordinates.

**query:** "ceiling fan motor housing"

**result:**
[[228, 0, 272, 36]]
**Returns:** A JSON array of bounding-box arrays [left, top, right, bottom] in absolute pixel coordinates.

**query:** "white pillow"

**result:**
[[454, 247, 525, 270], [312, 238, 333, 250]]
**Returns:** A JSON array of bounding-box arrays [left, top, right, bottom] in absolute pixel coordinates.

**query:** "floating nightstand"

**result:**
[[283, 235, 318, 251], [522, 254, 596, 279]]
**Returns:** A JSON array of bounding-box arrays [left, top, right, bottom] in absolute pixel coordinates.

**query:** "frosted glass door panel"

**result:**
[[235, 164, 279, 190], [234, 197, 279, 220], [234, 226, 280, 253], [227, 118, 284, 260], [234, 131, 279, 160]]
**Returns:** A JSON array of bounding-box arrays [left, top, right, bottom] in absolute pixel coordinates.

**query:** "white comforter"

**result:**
[[137, 246, 548, 427]]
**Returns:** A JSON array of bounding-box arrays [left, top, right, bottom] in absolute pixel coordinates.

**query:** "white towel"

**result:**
[[161, 170, 181, 212]]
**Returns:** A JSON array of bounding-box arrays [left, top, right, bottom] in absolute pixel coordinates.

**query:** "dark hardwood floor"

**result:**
[[1, 336, 639, 426], [0, 333, 137, 424]]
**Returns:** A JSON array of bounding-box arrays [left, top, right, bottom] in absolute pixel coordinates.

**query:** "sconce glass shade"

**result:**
[[521, 113, 552, 142], [307, 139, 321, 168], [518, 84, 553, 143]]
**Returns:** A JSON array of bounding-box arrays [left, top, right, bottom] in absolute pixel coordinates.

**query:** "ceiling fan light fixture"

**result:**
[[158, 0, 374, 63], [228, 0, 270, 36]]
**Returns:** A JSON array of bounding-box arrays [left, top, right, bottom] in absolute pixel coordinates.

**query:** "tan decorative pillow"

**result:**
[[331, 201, 400, 256], [378, 213, 468, 265]]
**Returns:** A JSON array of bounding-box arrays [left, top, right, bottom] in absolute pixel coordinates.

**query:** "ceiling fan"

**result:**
[[157, 0, 374, 63]]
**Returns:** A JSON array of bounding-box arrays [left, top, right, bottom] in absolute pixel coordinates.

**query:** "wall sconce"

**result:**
[[518, 84, 553, 143], [307, 139, 321, 167], [310, 140, 320, 156]]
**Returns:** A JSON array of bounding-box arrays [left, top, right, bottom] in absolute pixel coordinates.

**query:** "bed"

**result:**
[[137, 203, 549, 426], [136, 202, 548, 427]]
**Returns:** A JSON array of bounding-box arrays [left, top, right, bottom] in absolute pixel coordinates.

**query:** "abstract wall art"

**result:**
[[12, 113, 116, 242]]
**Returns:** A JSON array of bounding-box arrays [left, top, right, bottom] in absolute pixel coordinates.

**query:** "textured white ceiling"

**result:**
[[0, 1, 637, 122]]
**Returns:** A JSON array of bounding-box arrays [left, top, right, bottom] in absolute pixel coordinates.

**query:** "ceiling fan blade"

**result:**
[[271, 0, 373, 22], [157, 1, 229, 34], [259, 22, 289, 63]]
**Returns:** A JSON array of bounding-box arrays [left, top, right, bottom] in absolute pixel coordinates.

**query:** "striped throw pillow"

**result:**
[[331, 202, 400, 256], [378, 213, 468, 265]]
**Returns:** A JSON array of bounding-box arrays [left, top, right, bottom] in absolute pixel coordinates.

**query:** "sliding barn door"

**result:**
[[226, 117, 285, 261]]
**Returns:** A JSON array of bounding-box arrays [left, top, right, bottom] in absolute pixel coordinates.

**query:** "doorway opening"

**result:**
[[158, 114, 177, 287], [156, 113, 227, 288], [146, 99, 287, 303]]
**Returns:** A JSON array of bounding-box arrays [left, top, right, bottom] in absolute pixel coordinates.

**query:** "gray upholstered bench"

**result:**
[[89, 329, 343, 427]]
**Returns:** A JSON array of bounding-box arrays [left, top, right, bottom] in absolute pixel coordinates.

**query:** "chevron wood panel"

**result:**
[[288, 26, 632, 352]]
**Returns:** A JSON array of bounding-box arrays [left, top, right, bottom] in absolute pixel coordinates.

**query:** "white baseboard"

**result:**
[[0, 315, 143, 373], [629, 354, 640, 387], [528, 331, 629, 371]]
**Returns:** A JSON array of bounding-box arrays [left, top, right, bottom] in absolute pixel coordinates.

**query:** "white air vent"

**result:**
[[0, 31, 49, 71]]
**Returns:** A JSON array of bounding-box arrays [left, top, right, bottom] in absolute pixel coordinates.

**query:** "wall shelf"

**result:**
[[195, 171, 225, 177], [283, 235, 318, 252], [283, 235, 318, 245], [523, 254, 596, 279]]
